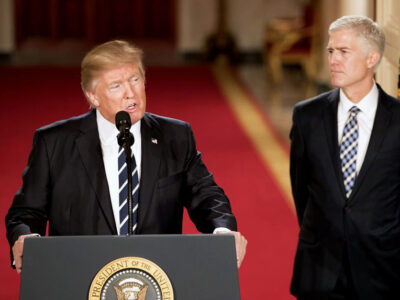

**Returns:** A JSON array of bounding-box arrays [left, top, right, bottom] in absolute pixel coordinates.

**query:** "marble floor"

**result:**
[[237, 64, 316, 144]]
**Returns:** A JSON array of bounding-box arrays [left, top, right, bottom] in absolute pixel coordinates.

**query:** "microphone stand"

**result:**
[[118, 126, 134, 235]]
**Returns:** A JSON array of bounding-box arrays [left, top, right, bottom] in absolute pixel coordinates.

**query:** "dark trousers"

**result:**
[[298, 248, 358, 300]]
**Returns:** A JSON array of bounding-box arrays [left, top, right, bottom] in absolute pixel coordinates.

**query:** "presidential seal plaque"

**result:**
[[88, 257, 174, 300]]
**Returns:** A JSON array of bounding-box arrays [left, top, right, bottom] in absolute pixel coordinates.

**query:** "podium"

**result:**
[[20, 234, 240, 299]]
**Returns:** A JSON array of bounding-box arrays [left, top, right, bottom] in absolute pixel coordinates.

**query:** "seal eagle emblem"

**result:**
[[114, 277, 148, 300], [88, 257, 174, 300]]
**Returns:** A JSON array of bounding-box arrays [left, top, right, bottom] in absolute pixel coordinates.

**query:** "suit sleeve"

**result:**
[[290, 106, 309, 226], [182, 124, 238, 233], [5, 130, 49, 250]]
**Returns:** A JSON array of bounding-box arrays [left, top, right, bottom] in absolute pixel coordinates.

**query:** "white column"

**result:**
[[0, 0, 15, 53], [316, 0, 340, 84], [340, 0, 374, 18], [176, 0, 217, 53], [376, 0, 400, 97]]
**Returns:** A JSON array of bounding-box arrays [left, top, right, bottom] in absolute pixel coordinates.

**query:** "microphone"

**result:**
[[115, 111, 134, 148], [115, 111, 135, 235]]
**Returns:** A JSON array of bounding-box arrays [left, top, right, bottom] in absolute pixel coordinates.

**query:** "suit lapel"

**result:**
[[323, 89, 347, 199], [137, 113, 162, 232], [75, 110, 117, 234], [349, 88, 392, 201]]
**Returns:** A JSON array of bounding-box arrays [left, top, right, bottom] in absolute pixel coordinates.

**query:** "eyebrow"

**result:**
[[108, 80, 122, 86], [327, 46, 352, 51], [107, 73, 140, 86]]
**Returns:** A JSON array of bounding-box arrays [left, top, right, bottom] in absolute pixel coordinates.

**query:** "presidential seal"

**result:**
[[88, 257, 174, 300]]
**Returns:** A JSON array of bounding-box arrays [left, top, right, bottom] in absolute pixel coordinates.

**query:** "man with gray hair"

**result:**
[[290, 16, 400, 299]]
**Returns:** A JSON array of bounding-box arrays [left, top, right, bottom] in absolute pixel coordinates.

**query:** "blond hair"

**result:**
[[81, 40, 145, 105]]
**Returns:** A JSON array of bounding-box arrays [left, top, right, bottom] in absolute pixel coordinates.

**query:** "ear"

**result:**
[[86, 91, 100, 107], [366, 51, 380, 69]]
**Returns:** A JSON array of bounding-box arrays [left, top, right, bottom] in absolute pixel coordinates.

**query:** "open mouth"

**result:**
[[127, 103, 137, 110]]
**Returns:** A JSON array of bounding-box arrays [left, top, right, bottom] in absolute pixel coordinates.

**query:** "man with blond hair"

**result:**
[[290, 16, 400, 299], [6, 40, 247, 274]]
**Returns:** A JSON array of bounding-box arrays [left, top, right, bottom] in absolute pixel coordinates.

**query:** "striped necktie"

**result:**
[[340, 106, 361, 198], [118, 147, 139, 234]]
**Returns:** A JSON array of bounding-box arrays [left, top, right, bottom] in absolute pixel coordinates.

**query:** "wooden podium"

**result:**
[[20, 234, 240, 299]]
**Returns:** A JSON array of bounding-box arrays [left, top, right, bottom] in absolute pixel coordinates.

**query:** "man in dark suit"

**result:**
[[290, 16, 400, 300], [6, 40, 247, 274]]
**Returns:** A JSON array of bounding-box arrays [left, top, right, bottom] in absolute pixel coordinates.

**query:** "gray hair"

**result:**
[[329, 16, 385, 69]]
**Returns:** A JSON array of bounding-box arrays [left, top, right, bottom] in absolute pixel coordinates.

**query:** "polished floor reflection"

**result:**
[[238, 64, 318, 143]]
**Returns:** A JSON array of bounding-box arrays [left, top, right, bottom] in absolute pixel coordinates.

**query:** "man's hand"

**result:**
[[216, 231, 248, 268], [12, 234, 40, 274]]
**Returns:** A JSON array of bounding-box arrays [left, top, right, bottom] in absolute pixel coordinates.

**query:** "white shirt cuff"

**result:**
[[213, 227, 232, 234]]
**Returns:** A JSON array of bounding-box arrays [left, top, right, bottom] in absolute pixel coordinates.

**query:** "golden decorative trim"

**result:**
[[88, 256, 173, 300], [212, 66, 295, 212]]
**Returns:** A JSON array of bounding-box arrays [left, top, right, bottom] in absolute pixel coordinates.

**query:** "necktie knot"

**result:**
[[349, 106, 361, 116]]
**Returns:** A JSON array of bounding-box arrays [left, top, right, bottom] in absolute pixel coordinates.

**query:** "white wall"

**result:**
[[340, 0, 373, 18], [0, 0, 15, 53], [376, 0, 400, 97], [316, 0, 340, 83], [228, 0, 303, 51], [177, 0, 303, 52], [177, 0, 217, 52]]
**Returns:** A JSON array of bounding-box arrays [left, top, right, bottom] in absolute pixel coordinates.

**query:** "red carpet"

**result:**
[[0, 66, 298, 299]]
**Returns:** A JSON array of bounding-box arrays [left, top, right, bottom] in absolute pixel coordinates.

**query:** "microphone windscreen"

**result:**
[[115, 111, 131, 130]]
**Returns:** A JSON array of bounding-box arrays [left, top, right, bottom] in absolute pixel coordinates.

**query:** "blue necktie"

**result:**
[[340, 106, 361, 198], [118, 147, 139, 234]]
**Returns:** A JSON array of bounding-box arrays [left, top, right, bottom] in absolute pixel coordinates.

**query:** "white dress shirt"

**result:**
[[337, 83, 379, 174], [96, 110, 142, 233], [96, 110, 229, 234]]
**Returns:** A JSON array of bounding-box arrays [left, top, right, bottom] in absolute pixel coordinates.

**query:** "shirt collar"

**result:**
[[96, 110, 141, 146], [339, 81, 378, 118]]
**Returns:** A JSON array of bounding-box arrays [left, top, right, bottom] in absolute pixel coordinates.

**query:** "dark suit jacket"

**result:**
[[6, 110, 237, 250], [290, 85, 400, 299]]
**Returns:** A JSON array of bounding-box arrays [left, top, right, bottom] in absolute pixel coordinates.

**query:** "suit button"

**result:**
[[344, 206, 350, 213]]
